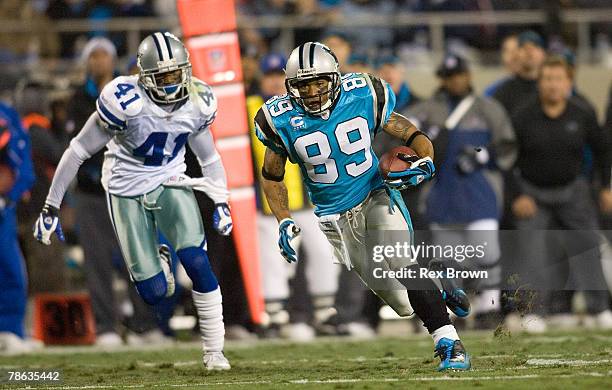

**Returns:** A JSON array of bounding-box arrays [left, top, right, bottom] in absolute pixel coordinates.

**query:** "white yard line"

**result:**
[[526, 358, 612, 366], [7, 372, 612, 389], [4, 353, 610, 370]]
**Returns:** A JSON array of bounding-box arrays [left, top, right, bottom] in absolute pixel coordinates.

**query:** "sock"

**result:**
[[399, 268, 452, 334], [264, 299, 289, 327], [134, 271, 167, 305], [177, 246, 218, 293], [312, 295, 336, 324], [192, 287, 225, 353], [431, 324, 460, 345]]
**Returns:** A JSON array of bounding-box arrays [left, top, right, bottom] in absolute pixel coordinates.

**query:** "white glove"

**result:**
[[33, 204, 65, 245], [213, 203, 233, 236]]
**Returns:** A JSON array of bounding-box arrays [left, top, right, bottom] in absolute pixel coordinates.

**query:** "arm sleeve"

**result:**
[[254, 106, 287, 156], [187, 129, 230, 204], [45, 113, 112, 208]]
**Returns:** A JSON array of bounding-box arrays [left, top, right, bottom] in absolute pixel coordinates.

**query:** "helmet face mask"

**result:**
[[137, 32, 192, 105], [286, 74, 340, 114], [285, 42, 341, 115]]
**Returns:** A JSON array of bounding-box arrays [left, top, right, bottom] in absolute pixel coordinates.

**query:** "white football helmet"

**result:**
[[285, 42, 341, 114]]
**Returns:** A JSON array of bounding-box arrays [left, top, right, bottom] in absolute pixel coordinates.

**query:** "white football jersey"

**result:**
[[95, 75, 217, 196]]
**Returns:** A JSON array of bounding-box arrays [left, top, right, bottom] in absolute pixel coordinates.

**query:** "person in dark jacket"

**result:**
[[492, 30, 546, 117], [509, 56, 612, 332], [406, 54, 517, 329]]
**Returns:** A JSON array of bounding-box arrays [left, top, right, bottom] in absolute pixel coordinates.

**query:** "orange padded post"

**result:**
[[211, 84, 248, 138], [186, 33, 243, 85], [178, 0, 264, 325], [32, 293, 96, 345], [177, 0, 237, 37]]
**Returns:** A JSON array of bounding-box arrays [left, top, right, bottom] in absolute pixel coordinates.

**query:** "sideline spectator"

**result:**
[[406, 54, 517, 329], [484, 33, 521, 97], [508, 56, 612, 332], [16, 82, 68, 294], [321, 32, 352, 70], [0, 101, 37, 355], [492, 30, 546, 117], [345, 53, 373, 74]]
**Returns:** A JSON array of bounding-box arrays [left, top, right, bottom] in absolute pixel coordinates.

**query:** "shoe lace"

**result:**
[[434, 342, 453, 361]]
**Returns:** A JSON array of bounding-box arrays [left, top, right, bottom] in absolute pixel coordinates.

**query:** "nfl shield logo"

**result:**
[[208, 49, 227, 72]]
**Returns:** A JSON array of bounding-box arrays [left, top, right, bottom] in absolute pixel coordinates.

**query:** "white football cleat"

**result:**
[[0, 332, 43, 355], [159, 245, 175, 298], [95, 332, 123, 347], [520, 314, 548, 334], [203, 351, 231, 370], [126, 330, 173, 346], [339, 322, 376, 339], [546, 314, 580, 330], [596, 310, 612, 330], [280, 323, 315, 342], [583, 310, 612, 330]]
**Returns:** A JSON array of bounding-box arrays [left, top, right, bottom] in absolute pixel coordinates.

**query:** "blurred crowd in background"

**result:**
[[1, 0, 612, 354]]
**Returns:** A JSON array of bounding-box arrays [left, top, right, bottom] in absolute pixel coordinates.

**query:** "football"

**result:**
[[0, 164, 14, 195], [378, 146, 419, 179]]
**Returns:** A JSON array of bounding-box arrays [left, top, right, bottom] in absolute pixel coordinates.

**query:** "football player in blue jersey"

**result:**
[[254, 42, 470, 371]]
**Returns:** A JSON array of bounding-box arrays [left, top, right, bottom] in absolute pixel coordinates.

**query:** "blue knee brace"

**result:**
[[176, 246, 218, 293], [134, 271, 167, 305]]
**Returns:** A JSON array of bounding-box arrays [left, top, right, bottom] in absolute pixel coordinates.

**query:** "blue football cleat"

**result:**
[[441, 287, 471, 318], [434, 338, 471, 371], [429, 260, 471, 317]]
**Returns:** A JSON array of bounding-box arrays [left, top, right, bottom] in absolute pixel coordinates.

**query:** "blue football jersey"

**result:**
[[255, 73, 396, 216]]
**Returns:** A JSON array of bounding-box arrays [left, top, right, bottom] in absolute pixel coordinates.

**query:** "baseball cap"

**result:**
[[347, 53, 370, 66], [436, 54, 469, 77], [375, 55, 400, 69], [518, 30, 545, 49], [81, 36, 117, 63], [260, 53, 287, 75]]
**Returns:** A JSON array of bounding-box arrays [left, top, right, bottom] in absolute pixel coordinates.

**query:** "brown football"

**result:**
[[378, 146, 419, 179]]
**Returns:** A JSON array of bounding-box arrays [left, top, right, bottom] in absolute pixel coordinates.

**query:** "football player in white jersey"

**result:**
[[34, 32, 232, 370]]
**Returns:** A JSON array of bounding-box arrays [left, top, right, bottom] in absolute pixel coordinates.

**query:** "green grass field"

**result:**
[[1, 329, 612, 389]]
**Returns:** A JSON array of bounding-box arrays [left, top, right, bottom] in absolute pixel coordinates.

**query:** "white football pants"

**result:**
[[258, 210, 339, 302], [318, 189, 414, 317]]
